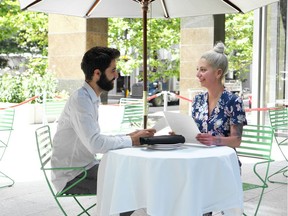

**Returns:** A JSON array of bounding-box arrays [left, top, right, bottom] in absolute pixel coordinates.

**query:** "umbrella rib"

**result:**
[[86, 0, 101, 17], [22, 0, 42, 11], [222, 0, 243, 13], [160, 0, 169, 18]]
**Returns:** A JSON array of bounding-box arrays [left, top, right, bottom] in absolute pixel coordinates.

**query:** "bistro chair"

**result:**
[[0, 108, 15, 188], [236, 125, 274, 216], [267, 107, 288, 184], [119, 98, 145, 129], [42, 98, 67, 124], [35, 125, 96, 216]]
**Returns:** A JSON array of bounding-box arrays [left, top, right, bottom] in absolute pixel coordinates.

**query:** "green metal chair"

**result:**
[[119, 98, 145, 129], [43, 99, 67, 124], [267, 107, 288, 184], [236, 125, 274, 216], [0, 108, 15, 188], [35, 125, 96, 216]]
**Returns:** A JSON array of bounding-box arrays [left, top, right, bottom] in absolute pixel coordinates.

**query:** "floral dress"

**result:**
[[191, 90, 247, 137]]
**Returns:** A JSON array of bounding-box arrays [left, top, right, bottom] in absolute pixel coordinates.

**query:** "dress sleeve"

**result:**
[[229, 95, 247, 126]]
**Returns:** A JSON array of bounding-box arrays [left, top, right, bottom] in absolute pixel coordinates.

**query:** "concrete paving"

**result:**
[[0, 109, 287, 216]]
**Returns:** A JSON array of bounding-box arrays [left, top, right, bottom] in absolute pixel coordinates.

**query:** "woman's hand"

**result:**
[[196, 133, 221, 146]]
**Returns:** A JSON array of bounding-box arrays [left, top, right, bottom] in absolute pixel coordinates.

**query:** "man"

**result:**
[[51, 46, 156, 216]]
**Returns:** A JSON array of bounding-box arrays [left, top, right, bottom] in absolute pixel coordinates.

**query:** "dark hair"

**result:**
[[81, 46, 120, 81]]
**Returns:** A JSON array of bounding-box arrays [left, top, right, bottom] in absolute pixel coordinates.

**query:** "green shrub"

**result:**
[[0, 58, 65, 104]]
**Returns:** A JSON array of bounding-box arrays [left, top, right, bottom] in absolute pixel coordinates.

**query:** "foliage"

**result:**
[[0, 58, 59, 103], [0, 0, 53, 103], [0, 0, 48, 56], [225, 12, 254, 81], [108, 18, 180, 82]]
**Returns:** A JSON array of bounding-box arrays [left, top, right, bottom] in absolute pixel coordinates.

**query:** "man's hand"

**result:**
[[128, 128, 156, 146]]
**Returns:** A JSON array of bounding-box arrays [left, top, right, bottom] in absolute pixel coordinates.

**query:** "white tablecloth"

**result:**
[[97, 145, 243, 216]]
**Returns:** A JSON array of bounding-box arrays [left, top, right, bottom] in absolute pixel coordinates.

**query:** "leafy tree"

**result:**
[[108, 18, 180, 82], [0, 0, 48, 56], [225, 12, 254, 81]]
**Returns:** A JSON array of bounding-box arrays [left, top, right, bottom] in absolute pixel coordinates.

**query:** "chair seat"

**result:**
[[57, 193, 97, 197], [242, 182, 266, 191]]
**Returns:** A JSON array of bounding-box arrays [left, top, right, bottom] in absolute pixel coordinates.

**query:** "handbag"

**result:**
[[139, 135, 185, 145]]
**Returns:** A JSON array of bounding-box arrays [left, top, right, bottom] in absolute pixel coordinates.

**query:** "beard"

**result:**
[[97, 73, 115, 91]]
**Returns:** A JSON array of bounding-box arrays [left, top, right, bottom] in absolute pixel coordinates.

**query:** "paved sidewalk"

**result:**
[[0, 111, 287, 216]]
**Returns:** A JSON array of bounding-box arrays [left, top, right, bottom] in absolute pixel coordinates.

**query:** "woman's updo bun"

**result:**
[[213, 42, 225, 54]]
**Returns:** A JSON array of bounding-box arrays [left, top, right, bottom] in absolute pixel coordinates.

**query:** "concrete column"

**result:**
[[48, 15, 108, 94], [179, 15, 224, 115]]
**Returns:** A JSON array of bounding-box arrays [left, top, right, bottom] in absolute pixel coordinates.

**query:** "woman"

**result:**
[[192, 41, 247, 148], [192, 42, 247, 216]]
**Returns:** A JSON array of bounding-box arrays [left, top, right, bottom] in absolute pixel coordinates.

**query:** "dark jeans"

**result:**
[[119, 211, 134, 216], [63, 164, 99, 195], [63, 164, 134, 216]]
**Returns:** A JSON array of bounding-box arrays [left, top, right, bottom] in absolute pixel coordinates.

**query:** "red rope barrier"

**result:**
[[0, 95, 39, 110], [244, 107, 283, 112], [147, 92, 162, 101], [174, 94, 193, 102]]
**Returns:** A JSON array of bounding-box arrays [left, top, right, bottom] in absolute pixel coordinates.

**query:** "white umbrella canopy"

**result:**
[[20, 0, 278, 18], [19, 0, 279, 128]]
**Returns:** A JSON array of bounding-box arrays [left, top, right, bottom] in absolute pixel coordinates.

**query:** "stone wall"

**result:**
[[48, 15, 108, 94]]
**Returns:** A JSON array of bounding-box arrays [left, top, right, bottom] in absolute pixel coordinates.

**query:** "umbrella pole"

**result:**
[[142, 0, 149, 129]]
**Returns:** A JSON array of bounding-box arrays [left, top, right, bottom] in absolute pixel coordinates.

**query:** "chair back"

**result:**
[[0, 108, 15, 131], [0, 108, 15, 160], [268, 107, 288, 129], [0, 108, 15, 187], [237, 125, 274, 215], [119, 98, 144, 127], [43, 99, 67, 123], [35, 125, 52, 170], [237, 125, 273, 160]]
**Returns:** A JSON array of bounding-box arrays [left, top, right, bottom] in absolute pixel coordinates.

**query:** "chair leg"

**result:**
[[268, 166, 288, 184], [0, 170, 14, 188], [243, 187, 267, 216], [254, 187, 266, 216], [73, 196, 96, 216], [54, 197, 68, 216]]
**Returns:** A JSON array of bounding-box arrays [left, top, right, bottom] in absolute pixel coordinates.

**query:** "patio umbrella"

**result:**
[[19, 0, 279, 128]]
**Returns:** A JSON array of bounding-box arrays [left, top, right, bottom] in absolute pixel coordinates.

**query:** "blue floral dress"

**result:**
[[191, 90, 247, 137]]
